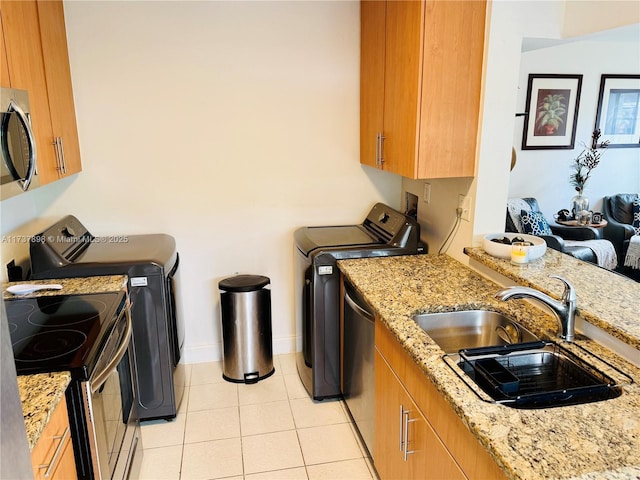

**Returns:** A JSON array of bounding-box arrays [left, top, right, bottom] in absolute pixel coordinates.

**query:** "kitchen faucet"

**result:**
[[494, 275, 577, 342]]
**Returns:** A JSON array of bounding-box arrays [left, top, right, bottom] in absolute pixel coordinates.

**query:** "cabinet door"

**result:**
[[31, 396, 77, 480], [381, 0, 423, 178], [416, 0, 485, 179], [1, 0, 57, 177], [374, 348, 408, 479], [375, 349, 466, 480], [360, 0, 385, 169], [37, 0, 81, 182], [1, 15, 10, 86]]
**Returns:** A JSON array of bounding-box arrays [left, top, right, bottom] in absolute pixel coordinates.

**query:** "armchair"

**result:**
[[505, 197, 599, 264], [602, 193, 639, 263]]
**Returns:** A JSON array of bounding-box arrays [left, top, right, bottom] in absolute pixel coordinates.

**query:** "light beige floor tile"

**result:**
[[188, 381, 238, 411], [307, 458, 374, 480], [364, 456, 380, 480], [277, 353, 298, 375], [184, 406, 240, 443], [190, 361, 225, 385], [284, 373, 310, 400], [140, 414, 186, 449], [181, 437, 243, 480], [298, 424, 362, 465], [270, 355, 283, 376], [242, 430, 304, 474], [343, 408, 372, 458], [137, 445, 182, 480], [176, 386, 190, 415], [178, 363, 192, 388], [240, 400, 295, 436], [290, 397, 347, 428], [245, 466, 309, 480], [238, 374, 288, 405]]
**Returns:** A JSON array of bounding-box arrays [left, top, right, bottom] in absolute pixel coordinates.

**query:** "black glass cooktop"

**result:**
[[4, 292, 125, 379]]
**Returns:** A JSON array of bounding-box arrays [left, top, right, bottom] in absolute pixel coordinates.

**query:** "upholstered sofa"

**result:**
[[506, 197, 599, 264], [602, 193, 639, 264]]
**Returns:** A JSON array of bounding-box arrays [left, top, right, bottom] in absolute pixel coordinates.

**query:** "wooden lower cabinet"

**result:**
[[31, 395, 77, 480], [375, 348, 466, 480], [374, 319, 507, 480]]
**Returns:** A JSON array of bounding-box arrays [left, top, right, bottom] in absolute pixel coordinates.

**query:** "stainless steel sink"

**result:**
[[412, 310, 539, 353]]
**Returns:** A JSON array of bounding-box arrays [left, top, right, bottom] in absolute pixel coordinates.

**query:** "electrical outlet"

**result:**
[[423, 183, 431, 204], [458, 194, 472, 222]]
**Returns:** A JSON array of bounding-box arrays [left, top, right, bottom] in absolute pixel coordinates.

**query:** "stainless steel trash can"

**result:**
[[219, 275, 275, 383]]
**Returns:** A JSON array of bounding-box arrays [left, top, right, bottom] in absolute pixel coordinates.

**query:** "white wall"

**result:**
[[509, 38, 640, 218], [0, 1, 401, 363]]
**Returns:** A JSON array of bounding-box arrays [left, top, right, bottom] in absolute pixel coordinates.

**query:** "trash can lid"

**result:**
[[219, 274, 270, 292]]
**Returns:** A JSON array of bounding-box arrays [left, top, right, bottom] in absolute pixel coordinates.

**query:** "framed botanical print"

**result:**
[[522, 74, 583, 150], [594, 74, 640, 148]]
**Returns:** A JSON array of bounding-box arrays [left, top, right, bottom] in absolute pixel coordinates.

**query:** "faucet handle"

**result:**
[[549, 275, 576, 301]]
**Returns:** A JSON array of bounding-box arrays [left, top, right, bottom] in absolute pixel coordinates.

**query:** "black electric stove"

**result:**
[[5, 292, 126, 379]]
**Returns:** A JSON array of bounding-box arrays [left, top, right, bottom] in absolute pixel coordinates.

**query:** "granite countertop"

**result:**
[[5, 275, 128, 450], [338, 253, 640, 480], [465, 246, 640, 350], [3, 275, 128, 300], [18, 373, 72, 451]]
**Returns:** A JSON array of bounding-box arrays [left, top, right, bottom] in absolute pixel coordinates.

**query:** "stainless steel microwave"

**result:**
[[1, 87, 38, 200]]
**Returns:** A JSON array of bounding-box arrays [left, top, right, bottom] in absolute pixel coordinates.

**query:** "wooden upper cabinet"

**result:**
[[359, 0, 385, 169], [360, 0, 486, 180], [1, 0, 81, 185], [1, 0, 57, 180], [37, 0, 81, 182], [1, 16, 10, 86]]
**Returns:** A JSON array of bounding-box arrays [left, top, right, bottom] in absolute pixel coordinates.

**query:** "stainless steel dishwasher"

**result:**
[[342, 279, 375, 457]]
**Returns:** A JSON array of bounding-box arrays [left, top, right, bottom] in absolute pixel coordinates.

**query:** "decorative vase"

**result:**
[[571, 194, 589, 220]]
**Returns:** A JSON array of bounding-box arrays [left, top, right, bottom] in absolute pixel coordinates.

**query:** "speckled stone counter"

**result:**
[[18, 373, 72, 450], [465, 246, 640, 351], [338, 254, 640, 480], [5, 276, 128, 450], [3, 275, 128, 300]]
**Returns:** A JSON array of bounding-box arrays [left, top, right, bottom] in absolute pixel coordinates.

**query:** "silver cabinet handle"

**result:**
[[39, 426, 70, 478], [379, 133, 385, 166], [52, 137, 66, 175], [58, 137, 66, 174], [399, 405, 405, 452], [403, 409, 417, 461], [3, 99, 37, 190], [53, 138, 61, 173]]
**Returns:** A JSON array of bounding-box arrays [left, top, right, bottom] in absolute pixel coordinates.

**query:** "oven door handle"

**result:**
[[90, 311, 133, 393]]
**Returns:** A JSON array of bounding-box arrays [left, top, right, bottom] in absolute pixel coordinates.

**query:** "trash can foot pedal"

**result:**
[[222, 368, 276, 384]]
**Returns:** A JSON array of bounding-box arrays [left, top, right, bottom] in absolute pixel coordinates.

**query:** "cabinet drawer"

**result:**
[[31, 395, 77, 480]]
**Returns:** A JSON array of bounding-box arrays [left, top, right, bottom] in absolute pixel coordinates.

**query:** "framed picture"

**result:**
[[521, 74, 583, 150], [594, 74, 640, 148]]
